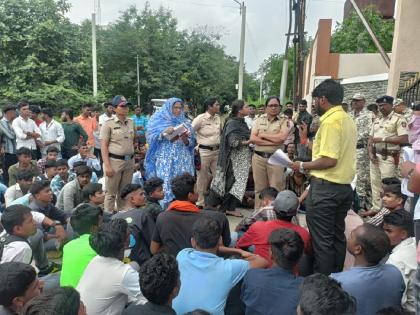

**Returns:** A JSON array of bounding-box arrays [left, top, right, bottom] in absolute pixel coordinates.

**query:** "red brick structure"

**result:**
[[344, 0, 396, 19]]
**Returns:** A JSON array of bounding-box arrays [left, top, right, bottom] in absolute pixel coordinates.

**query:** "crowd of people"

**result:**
[[0, 79, 420, 315]]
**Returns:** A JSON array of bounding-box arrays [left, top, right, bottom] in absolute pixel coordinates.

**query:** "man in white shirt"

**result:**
[[77, 219, 146, 315], [98, 102, 115, 128], [4, 170, 33, 207], [384, 210, 417, 314], [12, 101, 41, 159], [244, 104, 257, 129], [39, 108, 65, 158]]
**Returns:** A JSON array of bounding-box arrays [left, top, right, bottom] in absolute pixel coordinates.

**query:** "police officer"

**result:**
[[192, 98, 221, 207], [393, 98, 413, 122], [250, 96, 289, 209], [349, 93, 375, 210], [101, 95, 137, 213], [367, 95, 408, 214]]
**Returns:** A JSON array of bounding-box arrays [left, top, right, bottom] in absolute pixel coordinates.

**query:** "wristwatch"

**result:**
[[299, 162, 305, 173]]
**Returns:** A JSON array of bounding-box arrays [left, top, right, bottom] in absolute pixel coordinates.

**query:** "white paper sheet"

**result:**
[[268, 149, 292, 167]]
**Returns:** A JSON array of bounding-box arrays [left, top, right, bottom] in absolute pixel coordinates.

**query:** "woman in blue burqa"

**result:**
[[145, 98, 195, 208]]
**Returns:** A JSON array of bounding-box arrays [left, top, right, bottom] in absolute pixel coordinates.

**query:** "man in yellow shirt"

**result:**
[[290, 79, 357, 275]]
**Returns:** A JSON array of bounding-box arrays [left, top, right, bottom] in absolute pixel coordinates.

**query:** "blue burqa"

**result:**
[[145, 98, 195, 207]]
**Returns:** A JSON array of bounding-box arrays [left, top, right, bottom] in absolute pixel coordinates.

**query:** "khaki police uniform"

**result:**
[[192, 112, 221, 207], [101, 116, 136, 212], [252, 113, 288, 209], [370, 111, 408, 211]]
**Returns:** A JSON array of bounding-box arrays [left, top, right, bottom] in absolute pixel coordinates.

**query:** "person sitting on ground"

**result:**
[[284, 164, 310, 210], [383, 210, 416, 314], [82, 182, 105, 207], [5, 170, 33, 207], [150, 173, 231, 256], [71, 160, 98, 183], [60, 204, 103, 288], [8, 147, 41, 186], [331, 223, 405, 315], [123, 254, 180, 315], [37, 146, 59, 174], [172, 217, 268, 315], [50, 159, 76, 197], [22, 286, 86, 315], [113, 184, 155, 265], [0, 205, 61, 287], [237, 190, 311, 267], [241, 229, 304, 315], [0, 262, 43, 315], [56, 165, 92, 215], [67, 143, 101, 173], [235, 187, 278, 233], [29, 181, 68, 247], [367, 178, 407, 226], [35, 160, 57, 182], [77, 219, 146, 314], [297, 273, 356, 315], [142, 177, 165, 221]]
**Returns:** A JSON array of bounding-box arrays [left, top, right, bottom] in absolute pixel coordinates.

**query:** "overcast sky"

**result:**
[[67, 0, 346, 73]]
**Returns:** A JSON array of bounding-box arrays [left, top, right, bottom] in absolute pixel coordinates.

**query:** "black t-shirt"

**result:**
[[123, 302, 176, 315], [113, 209, 156, 264], [152, 209, 231, 256]]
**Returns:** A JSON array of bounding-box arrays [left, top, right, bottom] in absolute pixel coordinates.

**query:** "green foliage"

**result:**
[[331, 6, 394, 53], [0, 0, 258, 113]]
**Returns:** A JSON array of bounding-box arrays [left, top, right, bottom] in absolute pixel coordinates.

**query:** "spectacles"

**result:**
[[267, 104, 280, 108]]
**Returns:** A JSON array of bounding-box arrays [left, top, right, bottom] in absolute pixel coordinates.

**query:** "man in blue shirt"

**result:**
[[172, 217, 267, 315], [241, 228, 304, 315], [131, 105, 148, 144], [331, 223, 405, 315]]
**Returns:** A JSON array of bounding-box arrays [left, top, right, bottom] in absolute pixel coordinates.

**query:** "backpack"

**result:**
[[0, 234, 32, 263]]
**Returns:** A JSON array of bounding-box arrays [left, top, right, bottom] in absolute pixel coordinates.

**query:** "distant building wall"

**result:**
[[338, 54, 390, 79]]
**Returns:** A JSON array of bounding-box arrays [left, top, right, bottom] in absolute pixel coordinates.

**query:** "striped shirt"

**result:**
[[367, 207, 391, 226], [0, 117, 16, 154]]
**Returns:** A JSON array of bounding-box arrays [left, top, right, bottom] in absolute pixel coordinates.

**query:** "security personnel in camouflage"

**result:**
[[368, 95, 408, 213], [349, 93, 375, 210]]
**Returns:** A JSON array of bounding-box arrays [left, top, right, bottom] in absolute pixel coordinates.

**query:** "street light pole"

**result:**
[[136, 54, 141, 106], [91, 13, 97, 97], [233, 0, 246, 100]]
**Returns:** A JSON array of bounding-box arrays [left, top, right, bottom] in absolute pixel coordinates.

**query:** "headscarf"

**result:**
[[145, 98, 195, 177]]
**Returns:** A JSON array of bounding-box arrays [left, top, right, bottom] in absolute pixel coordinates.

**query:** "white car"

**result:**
[[150, 99, 167, 112]]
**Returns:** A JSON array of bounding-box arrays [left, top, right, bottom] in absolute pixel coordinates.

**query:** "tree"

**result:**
[[331, 6, 394, 53]]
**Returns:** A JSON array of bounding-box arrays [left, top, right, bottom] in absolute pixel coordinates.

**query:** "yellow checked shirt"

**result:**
[[311, 106, 357, 184]]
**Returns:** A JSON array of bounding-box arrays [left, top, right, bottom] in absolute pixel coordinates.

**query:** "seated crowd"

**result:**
[[0, 99, 419, 315]]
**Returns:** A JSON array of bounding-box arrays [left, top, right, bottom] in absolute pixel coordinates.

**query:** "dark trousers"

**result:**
[[3, 153, 18, 185], [306, 179, 353, 275]]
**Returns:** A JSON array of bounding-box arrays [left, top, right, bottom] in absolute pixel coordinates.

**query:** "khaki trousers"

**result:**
[[196, 148, 219, 206], [252, 153, 284, 209], [104, 158, 134, 213], [370, 155, 397, 212]]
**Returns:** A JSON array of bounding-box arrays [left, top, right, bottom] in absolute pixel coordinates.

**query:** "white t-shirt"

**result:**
[[77, 256, 146, 315]]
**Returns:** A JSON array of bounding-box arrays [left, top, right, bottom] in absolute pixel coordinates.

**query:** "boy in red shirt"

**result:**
[[237, 190, 311, 266]]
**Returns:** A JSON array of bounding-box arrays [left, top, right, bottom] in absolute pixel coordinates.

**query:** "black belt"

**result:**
[[254, 150, 274, 159], [198, 144, 219, 151], [310, 176, 348, 186], [109, 153, 134, 161]]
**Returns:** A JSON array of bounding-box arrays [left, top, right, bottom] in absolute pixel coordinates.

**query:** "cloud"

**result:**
[[66, 0, 344, 72]]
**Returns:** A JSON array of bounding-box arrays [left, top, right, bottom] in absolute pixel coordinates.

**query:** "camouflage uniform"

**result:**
[[402, 108, 413, 122], [350, 108, 375, 209]]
